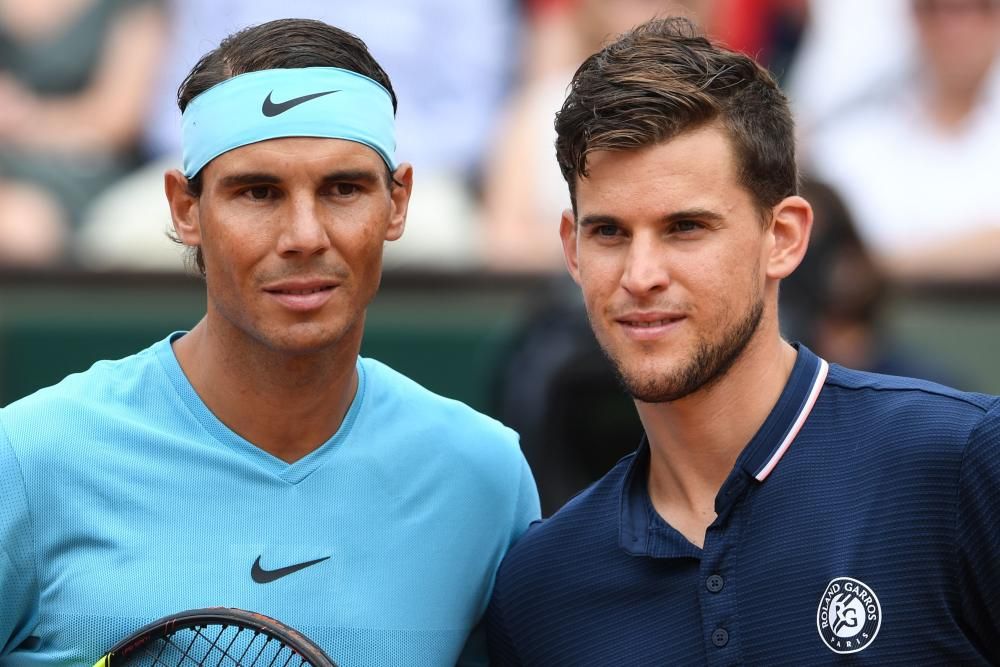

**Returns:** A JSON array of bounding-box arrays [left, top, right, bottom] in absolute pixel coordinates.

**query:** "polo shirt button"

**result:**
[[706, 574, 725, 593], [712, 628, 729, 647]]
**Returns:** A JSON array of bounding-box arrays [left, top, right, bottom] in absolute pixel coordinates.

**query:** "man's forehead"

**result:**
[[572, 129, 752, 220], [579, 130, 737, 188]]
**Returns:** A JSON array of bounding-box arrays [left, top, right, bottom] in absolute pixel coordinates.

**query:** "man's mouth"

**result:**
[[626, 318, 677, 328], [262, 280, 340, 311], [269, 286, 332, 295]]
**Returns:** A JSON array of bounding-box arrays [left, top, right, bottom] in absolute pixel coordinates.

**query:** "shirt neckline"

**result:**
[[153, 331, 366, 484], [618, 344, 828, 556]]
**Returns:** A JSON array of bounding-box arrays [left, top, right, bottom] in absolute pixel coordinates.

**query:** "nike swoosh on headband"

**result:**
[[250, 555, 331, 583], [261, 90, 340, 117]]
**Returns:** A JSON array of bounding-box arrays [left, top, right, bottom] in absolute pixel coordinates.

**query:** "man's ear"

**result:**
[[559, 208, 581, 285], [385, 162, 413, 242], [766, 195, 813, 280], [164, 169, 201, 247]]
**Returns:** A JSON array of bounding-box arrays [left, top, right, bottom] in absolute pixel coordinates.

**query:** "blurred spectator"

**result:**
[[517, 0, 580, 83], [786, 0, 915, 135], [481, 0, 716, 272], [711, 0, 808, 81], [492, 278, 643, 515], [781, 178, 958, 384], [803, 0, 1000, 282], [0, 0, 166, 267], [76, 0, 518, 271]]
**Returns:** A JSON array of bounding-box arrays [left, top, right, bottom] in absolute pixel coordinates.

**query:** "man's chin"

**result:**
[[255, 325, 348, 357], [615, 362, 694, 404], [625, 380, 690, 404]]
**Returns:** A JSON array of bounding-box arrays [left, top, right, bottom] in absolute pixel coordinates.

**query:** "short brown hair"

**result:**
[[555, 17, 797, 218]]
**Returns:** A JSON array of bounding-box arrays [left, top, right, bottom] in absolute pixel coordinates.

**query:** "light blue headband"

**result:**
[[181, 67, 396, 178]]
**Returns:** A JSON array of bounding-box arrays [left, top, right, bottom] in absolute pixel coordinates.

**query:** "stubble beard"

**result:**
[[600, 288, 765, 404]]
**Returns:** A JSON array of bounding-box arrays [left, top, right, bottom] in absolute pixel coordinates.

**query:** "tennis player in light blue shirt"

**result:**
[[0, 18, 539, 666]]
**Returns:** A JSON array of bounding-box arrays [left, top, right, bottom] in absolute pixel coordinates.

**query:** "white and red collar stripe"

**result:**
[[753, 358, 829, 482]]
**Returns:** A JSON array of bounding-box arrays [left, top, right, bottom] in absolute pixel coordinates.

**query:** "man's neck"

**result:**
[[639, 333, 798, 547], [172, 318, 361, 463]]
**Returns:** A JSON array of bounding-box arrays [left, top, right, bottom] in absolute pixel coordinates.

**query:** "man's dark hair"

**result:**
[[554, 16, 797, 219], [173, 18, 397, 275]]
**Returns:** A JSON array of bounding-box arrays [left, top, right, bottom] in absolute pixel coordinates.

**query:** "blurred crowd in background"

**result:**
[[2, 0, 999, 278], [0, 0, 995, 274], [1, 0, 999, 317]]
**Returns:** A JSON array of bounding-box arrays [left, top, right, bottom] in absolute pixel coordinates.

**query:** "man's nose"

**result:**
[[276, 196, 331, 257], [620, 234, 670, 295]]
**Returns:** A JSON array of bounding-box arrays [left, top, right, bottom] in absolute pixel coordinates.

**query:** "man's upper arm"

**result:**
[[956, 402, 1000, 659], [0, 420, 37, 654], [482, 446, 537, 666]]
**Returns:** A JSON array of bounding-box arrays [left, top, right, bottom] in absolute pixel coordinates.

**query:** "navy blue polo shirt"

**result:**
[[486, 345, 1000, 665]]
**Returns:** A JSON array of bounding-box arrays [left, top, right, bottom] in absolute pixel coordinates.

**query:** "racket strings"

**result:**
[[130, 624, 311, 667]]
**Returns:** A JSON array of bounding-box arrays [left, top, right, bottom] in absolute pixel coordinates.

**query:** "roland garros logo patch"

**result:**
[[816, 577, 882, 654]]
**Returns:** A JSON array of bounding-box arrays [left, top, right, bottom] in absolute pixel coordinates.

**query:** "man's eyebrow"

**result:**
[[578, 208, 724, 227], [318, 169, 383, 186], [665, 208, 724, 223], [217, 172, 281, 188], [578, 213, 621, 228], [217, 168, 385, 189]]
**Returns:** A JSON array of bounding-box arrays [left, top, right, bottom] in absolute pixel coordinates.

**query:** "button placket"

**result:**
[[698, 499, 747, 665]]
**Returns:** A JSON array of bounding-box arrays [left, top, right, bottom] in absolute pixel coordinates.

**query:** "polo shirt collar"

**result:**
[[739, 344, 828, 482], [618, 344, 829, 556]]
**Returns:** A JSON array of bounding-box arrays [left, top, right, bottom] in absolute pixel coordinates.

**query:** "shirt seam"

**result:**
[[0, 416, 41, 632], [151, 333, 229, 453], [824, 374, 999, 413]]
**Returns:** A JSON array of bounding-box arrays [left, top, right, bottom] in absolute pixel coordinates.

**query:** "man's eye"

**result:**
[[596, 225, 619, 237], [334, 183, 358, 196], [675, 220, 702, 233], [247, 186, 271, 200]]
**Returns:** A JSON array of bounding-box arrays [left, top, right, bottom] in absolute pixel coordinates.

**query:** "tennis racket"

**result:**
[[93, 607, 337, 667]]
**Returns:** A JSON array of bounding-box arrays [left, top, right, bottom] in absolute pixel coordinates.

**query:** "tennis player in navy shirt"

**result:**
[[486, 16, 1000, 666]]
